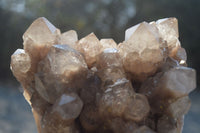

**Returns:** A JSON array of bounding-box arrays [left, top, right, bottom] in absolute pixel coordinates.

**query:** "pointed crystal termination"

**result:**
[[23, 17, 61, 73], [120, 22, 166, 81], [100, 39, 118, 50], [36, 44, 88, 104], [170, 46, 187, 64], [11, 49, 31, 82], [58, 30, 78, 48], [41, 93, 83, 133], [76, 33, 103, 67], [139, 66, 196, 114], [140, 67, 196, 98], [10, 49, 34, 100], [10, 17, 196, 133], [156, 18, 179, 50]]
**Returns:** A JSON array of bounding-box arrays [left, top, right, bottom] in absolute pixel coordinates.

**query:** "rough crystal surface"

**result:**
[[11, 49, 31, 82], [120, 22, 166, 81], [23, 17, 60, 73], [156, 18, 179, 50], [10, 17, 196, 133], [58, 30, 78, 47], [76, 33, 103, 67], [98, 78, 134, 118], [36, 44, 88, 103], [100, 39, 118, 50]]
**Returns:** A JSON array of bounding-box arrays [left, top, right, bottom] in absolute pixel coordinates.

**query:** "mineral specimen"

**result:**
[[10, 17, 196, 133]]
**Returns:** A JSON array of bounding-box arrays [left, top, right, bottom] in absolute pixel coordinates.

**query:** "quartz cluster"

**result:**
[[10, 17, 196, 133]]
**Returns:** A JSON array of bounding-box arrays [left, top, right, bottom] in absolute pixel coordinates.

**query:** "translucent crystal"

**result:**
[[157, 115, 183, 133], [76, 33, 103, 67], [124, 93, 150, 122], [98, 78, 134, 118], [97, 48, 122, 69], [108, 118, 138, 133], [10, 49, 34, 99], [161, 66, 196, 98], [100, 39, 117, 49], [156, 17, 179, 50], [80, 72, 102, 104], [97, 67, 126, 87], [10, 17, 196, 133], [170, 46, 187, 63], [23, 17, 60, 72], [36, 44, 88, 103], [121, 22, 166, 81], [167, 96, 191, 118], [23, 17, 60, 45], [41, 93, 83, 133], [10, 49, 31, 81], [52, 93, 83, 123], [30, 92, 50, 115], [96, 48, 125, 87], [58, 30, 78, 47], [161, 57, 179, 72]]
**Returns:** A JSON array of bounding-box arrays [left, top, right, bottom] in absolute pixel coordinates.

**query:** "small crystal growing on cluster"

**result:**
[[11, 17, 196, 133]]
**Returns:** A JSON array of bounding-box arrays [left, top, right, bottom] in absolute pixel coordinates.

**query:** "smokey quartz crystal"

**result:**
[[10, 17, 196, 133]]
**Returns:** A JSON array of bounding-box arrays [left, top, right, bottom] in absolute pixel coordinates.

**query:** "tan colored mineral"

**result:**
[[36, 44, 88, 103], [124, 93, 150, 122], [100, 39, 118, 50], [58, 30, 78, 47], [10, 17, 196, 133], [23, 17, 60, 73], [76, 33, 103, 67], [120, 22, 166, 81], [156, 18, 179, 50]]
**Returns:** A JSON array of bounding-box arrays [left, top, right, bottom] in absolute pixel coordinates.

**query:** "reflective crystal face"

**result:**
[[98, 78, 134, 118], [10, 17, 196, 133], [120, 22, 166, 81], [156, 18, 179, 50], [58, 30, 78, 48], [124, 93, 150, 122], [11, 49, 31, 81], [36, 44, 88, 103], [76, 33, 103, 67], [23, 17, 61, 73], [100, 39, 118, 50]]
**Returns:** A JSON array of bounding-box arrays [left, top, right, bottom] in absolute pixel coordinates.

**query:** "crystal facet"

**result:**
[[120, 22, 166, 81], [10, 17, 196, 133]]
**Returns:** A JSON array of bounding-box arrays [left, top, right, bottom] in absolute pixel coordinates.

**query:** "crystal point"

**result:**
[[100, 38, 117, 49], [156, 18, 179, 50], [23, 17, 60, 73], [36, 44, 88, 103], [58, 30, 78, 47], [10, 17, 196, 133], [77, 33, 102, 67], [121, 21, 166, 81]]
